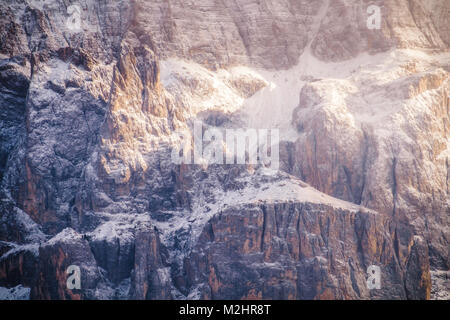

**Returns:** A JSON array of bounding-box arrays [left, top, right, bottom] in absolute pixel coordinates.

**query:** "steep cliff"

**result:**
[[0, 0, 448, 299]]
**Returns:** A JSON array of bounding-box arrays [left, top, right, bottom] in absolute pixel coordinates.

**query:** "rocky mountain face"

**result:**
[[0, 0, 448, 299]]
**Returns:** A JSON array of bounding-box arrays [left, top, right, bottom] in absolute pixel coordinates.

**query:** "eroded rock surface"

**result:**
[[0, 0, 448, 299]]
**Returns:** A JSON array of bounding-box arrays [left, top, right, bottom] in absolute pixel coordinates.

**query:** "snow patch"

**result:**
[[0, 285, 30, 300], [0, 243, 39, 260], [45, 228, 82, 246]]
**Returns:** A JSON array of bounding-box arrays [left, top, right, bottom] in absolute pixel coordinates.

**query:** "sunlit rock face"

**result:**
[[185, 202, 430, 300], [290, 54, 450, 274], [0, 0, 448, 300]]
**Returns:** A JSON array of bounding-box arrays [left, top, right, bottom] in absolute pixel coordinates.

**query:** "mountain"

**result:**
[[0, 0, 448, 299]]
